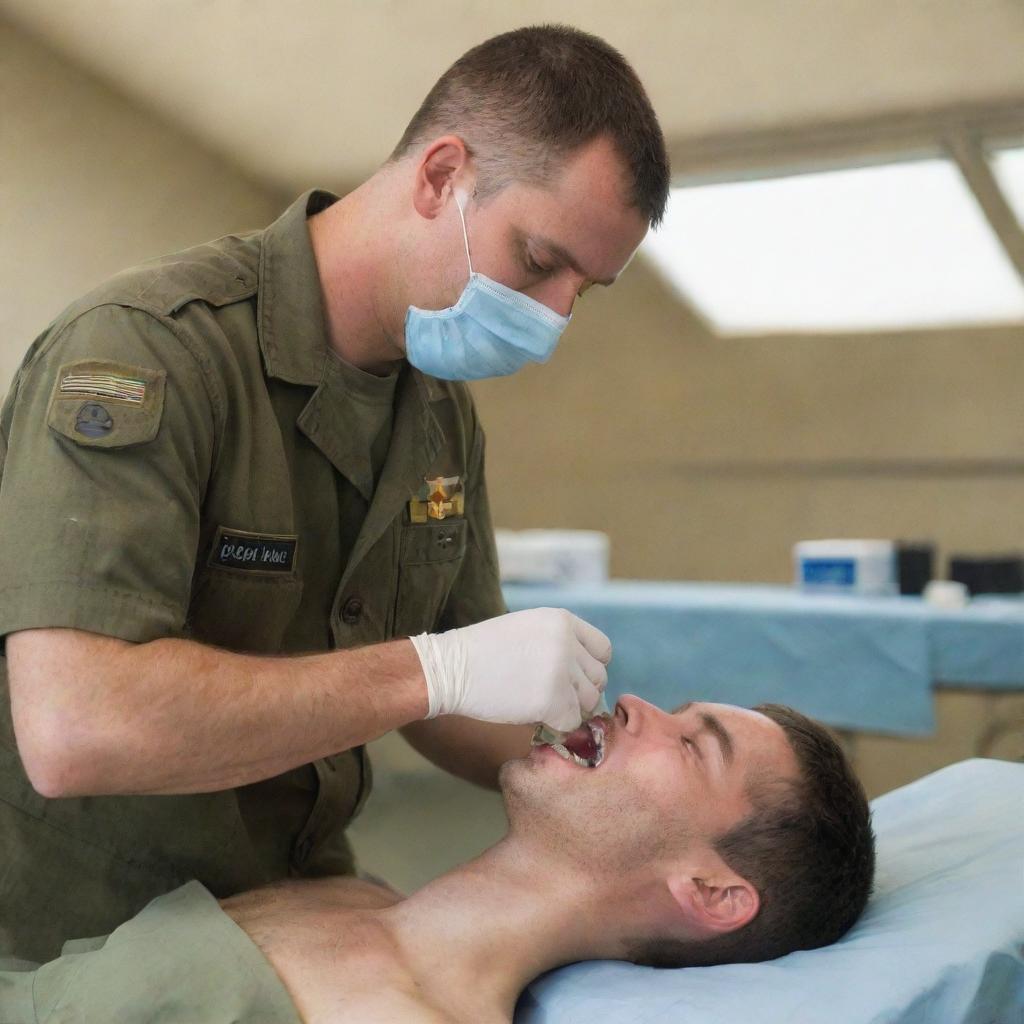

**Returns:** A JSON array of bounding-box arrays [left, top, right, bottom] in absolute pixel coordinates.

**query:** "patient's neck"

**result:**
[[378, 836, 623, 1022]]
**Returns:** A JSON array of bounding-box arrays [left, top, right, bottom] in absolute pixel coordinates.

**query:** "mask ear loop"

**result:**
[[452, 185, 474, 279]]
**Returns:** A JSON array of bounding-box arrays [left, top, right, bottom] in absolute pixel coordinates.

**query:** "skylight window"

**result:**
[[641, 158, 1024, 335], [990, 146, 1024, 228]]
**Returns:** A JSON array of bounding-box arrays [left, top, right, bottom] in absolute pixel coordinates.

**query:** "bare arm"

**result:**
[[7, 627, 428, 798], [399, 716, 534, 790]]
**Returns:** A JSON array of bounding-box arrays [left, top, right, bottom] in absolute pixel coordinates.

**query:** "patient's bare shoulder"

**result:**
[[221, 874, 404, 918], [299, 989, 457, 1024], [219, 876, 405, 989], [220, 883, 460, 1023]]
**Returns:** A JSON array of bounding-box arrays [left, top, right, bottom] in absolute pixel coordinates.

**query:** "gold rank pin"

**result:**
[[409, 475, 465, 523]]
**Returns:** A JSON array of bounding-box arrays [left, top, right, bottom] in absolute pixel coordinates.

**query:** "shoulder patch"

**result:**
[[46, 359, 167, 449]]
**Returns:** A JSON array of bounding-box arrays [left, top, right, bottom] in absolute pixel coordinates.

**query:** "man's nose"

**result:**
[[550, 290, 575, 319], [617, 693, 661, 731], [523, 275, 581, 319]]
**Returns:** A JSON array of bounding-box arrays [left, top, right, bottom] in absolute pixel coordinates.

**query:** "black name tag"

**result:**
[[210, 528, 298, 573]]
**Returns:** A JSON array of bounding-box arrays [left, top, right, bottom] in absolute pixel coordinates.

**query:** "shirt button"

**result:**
[[341, 596, 363, 625]]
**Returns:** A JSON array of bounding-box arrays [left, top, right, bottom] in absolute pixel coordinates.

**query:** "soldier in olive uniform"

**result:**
[[0, 24, 668, 962]]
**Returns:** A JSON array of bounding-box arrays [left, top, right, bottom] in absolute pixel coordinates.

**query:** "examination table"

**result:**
[[515, 757, 1024, 1023]]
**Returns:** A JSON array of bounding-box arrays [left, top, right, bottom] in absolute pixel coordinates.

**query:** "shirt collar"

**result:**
[[258, 187, 341, 386], [257, 187, 448, 403]]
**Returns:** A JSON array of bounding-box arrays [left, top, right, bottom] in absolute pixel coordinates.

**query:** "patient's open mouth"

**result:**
[[540, 716, 609, 768]]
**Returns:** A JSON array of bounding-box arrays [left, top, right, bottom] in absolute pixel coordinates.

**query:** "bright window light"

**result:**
[[641, 158, 1024, 334], [990, 146, 1024, 228]]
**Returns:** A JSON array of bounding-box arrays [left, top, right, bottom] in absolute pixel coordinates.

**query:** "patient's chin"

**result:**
[[498, 764, 634, 862], [498, 758, 557, 815], [497, 758, 521, 792], [500, 766, 698, 876]]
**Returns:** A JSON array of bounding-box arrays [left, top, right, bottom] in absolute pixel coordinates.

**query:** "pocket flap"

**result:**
[[400, 519, 468, 565]]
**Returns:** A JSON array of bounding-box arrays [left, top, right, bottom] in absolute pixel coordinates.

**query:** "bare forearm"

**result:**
[[399, 716, 534, 790], [10, 629, 428, 797]]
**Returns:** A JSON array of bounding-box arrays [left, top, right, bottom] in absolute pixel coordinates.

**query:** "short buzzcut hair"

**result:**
[[628, 703, 877, 967], [387, 24, 671, 228]]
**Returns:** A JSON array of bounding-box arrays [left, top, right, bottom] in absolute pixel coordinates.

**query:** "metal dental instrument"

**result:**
[[531, 692, 611, 748]]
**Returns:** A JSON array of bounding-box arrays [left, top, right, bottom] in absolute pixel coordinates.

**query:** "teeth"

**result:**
[[549, 743, 588, 767], [589, 720, 607, 768], [544, 717, 609, 768]]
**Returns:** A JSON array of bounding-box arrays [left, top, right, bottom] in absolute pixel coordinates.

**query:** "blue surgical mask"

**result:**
[[404, 187, 571, 381]]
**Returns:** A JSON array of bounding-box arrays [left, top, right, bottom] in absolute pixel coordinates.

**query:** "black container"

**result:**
[[948, 554, 1024, 595], [896, 542, 935, 596]]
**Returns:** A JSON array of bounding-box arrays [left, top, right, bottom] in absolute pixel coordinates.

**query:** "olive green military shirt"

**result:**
[[0, 189, 508, 960], [0, 881, 303, 1023]]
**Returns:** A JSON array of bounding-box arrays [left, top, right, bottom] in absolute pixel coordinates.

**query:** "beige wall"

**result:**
[[0, 17, 284, 389], [4, 16, 1023, 587], [5, 0, 1024, 195], [472, 261, 1024, 582]]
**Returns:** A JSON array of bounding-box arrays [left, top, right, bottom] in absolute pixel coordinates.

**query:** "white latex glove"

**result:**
[[409, 607, 612, 732]]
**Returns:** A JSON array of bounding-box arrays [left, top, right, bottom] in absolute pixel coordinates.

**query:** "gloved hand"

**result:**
[[409, 607, 612, 731]]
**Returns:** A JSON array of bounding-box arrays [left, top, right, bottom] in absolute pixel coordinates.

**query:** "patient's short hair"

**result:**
[[628, 703, 876, 967]]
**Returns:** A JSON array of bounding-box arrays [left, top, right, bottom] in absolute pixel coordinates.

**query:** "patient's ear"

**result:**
[[666, 872, 759, 936]]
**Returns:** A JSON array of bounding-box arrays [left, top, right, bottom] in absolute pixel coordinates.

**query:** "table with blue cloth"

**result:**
[[502, 582, 1024, 789]]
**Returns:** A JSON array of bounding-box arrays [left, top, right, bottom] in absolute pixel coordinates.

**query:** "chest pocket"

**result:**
[[391, 518, 468, 637], [187, 566, 304, 654]]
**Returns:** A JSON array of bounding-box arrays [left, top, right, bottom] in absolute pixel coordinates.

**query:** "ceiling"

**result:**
[[3, 0, 1024, 195]]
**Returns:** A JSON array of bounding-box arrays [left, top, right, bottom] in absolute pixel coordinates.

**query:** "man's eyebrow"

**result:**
[[526, 232, 617, 287], [670, 701, 735, 769]]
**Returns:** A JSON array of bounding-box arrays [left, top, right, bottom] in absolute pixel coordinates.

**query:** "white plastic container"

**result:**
[[923, 579, 970, 609], [496, 529, 610, 584], [793, 539, 897, 596]]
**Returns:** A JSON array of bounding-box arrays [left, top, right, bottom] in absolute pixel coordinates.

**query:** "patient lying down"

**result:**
[[1, 695, 876, 1023]]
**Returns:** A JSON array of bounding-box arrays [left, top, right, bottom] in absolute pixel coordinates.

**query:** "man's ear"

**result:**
[[412, 136, 470, 219], [665, 872, 759, 937]]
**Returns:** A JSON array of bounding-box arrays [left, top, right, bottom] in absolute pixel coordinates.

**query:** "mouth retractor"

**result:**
[[531, 717, 608, 768]]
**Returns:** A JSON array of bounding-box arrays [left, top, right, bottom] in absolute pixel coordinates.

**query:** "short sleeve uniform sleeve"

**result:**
[[0, 881, 303, 1024], [437, 422, 508, 630], [0, 304, 217, 645]]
